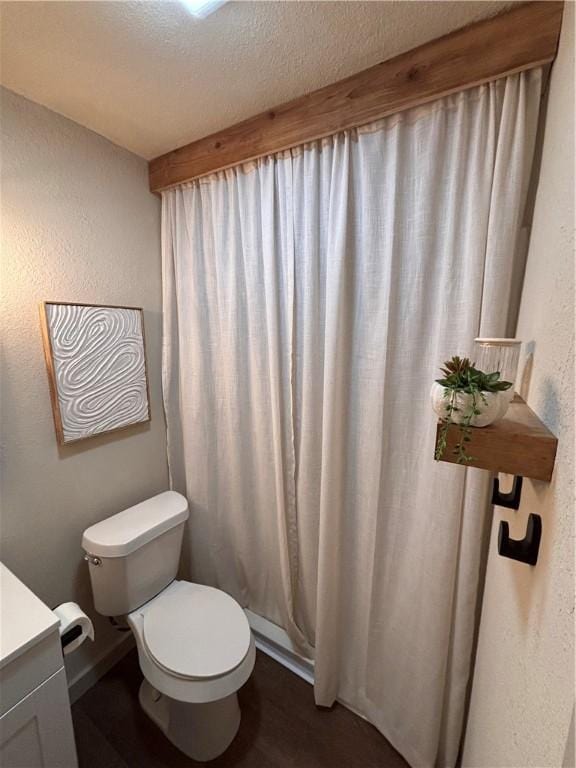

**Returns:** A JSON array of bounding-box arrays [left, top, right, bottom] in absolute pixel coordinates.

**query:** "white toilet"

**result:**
[[81, 491, 256, 762]]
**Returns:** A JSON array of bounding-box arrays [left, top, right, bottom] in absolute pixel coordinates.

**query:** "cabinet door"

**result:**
[[0, 667, 78, 768]]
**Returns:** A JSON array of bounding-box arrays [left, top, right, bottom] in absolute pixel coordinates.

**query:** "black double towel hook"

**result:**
[[498, 513, 542, 566], [492, 475, 541, 565]]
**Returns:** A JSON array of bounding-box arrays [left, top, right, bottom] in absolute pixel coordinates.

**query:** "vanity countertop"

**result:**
[[0, 562, 59, 670]]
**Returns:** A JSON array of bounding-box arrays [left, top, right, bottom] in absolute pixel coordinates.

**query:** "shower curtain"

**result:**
[[162, 70, 543, 767]]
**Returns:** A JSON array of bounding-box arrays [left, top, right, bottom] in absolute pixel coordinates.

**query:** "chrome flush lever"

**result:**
[[84, 553, 102, 567]]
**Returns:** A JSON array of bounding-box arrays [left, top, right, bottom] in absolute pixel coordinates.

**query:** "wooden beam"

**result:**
[[149, 1, 563, 192]]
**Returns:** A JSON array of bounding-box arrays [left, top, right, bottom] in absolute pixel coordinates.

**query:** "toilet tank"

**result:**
[[82, 491, 189, 617]]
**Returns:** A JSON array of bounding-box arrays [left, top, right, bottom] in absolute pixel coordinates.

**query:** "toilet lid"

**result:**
[[142, 583, 251, 679]]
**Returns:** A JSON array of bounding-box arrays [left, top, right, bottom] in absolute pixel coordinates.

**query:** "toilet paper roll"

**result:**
[[53, 602, 94, 655]]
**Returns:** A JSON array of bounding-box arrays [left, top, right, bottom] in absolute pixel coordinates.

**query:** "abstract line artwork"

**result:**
[[40, 302, 150, 444]]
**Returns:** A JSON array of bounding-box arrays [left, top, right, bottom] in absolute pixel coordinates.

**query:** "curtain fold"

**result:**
[[162, 69, 543, 767]]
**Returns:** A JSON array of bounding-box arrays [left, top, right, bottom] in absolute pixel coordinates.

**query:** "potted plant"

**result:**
[[432, 356, 513, 464]]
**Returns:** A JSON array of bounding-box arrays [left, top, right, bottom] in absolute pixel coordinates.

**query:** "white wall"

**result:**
[[0, 88, 169, 688], [463, 5, 575, 766]]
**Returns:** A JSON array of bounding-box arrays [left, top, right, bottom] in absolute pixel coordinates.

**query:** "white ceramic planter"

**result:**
[[430, 382, 509, 427]]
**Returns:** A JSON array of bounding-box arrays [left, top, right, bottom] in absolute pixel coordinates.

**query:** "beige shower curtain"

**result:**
[[162, 70, 543, 767]]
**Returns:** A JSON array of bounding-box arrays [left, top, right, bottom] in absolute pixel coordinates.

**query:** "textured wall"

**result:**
[[462, 5, 575, 766], [0, 88, 168, 685]]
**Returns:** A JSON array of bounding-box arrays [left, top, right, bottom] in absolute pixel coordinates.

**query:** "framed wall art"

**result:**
[[39, 301, 151, 445]]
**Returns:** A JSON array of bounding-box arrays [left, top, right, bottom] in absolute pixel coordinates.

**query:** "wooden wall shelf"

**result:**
[[435, 395, 557, 482]]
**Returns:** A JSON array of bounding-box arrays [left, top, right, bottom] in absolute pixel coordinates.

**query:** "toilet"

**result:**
[[81, 491, 256, 762]]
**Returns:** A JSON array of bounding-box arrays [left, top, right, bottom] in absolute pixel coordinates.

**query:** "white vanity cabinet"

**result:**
[[0, 563, 78, 767]]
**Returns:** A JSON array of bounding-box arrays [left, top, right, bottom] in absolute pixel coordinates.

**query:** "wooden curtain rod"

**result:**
[[149, 1, 563, 192]]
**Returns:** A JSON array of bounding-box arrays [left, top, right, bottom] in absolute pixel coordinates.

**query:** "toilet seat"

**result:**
[[128, 580, 256, 704], [142, 581, 251, 679]]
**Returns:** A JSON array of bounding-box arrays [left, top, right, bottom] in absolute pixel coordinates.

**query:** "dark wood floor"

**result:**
[[72, 648, 409, 768]]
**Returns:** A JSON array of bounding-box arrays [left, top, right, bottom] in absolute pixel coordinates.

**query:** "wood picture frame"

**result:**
[[39, 301, 151, 445]]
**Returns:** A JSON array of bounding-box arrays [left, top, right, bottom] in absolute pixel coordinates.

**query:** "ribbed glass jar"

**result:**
[[474, 338, 521, 403]]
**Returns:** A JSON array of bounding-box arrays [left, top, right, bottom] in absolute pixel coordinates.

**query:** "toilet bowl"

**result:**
[[82, 491, 255, 761], [128, 581, 256, 760]]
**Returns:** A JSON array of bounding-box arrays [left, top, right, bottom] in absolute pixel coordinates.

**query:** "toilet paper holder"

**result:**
[[61, 624, 84, 649], [52, 601, 95, 654]]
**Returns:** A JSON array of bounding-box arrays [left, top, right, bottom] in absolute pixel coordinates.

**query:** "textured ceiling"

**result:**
[[0, 1, 512, 160]]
